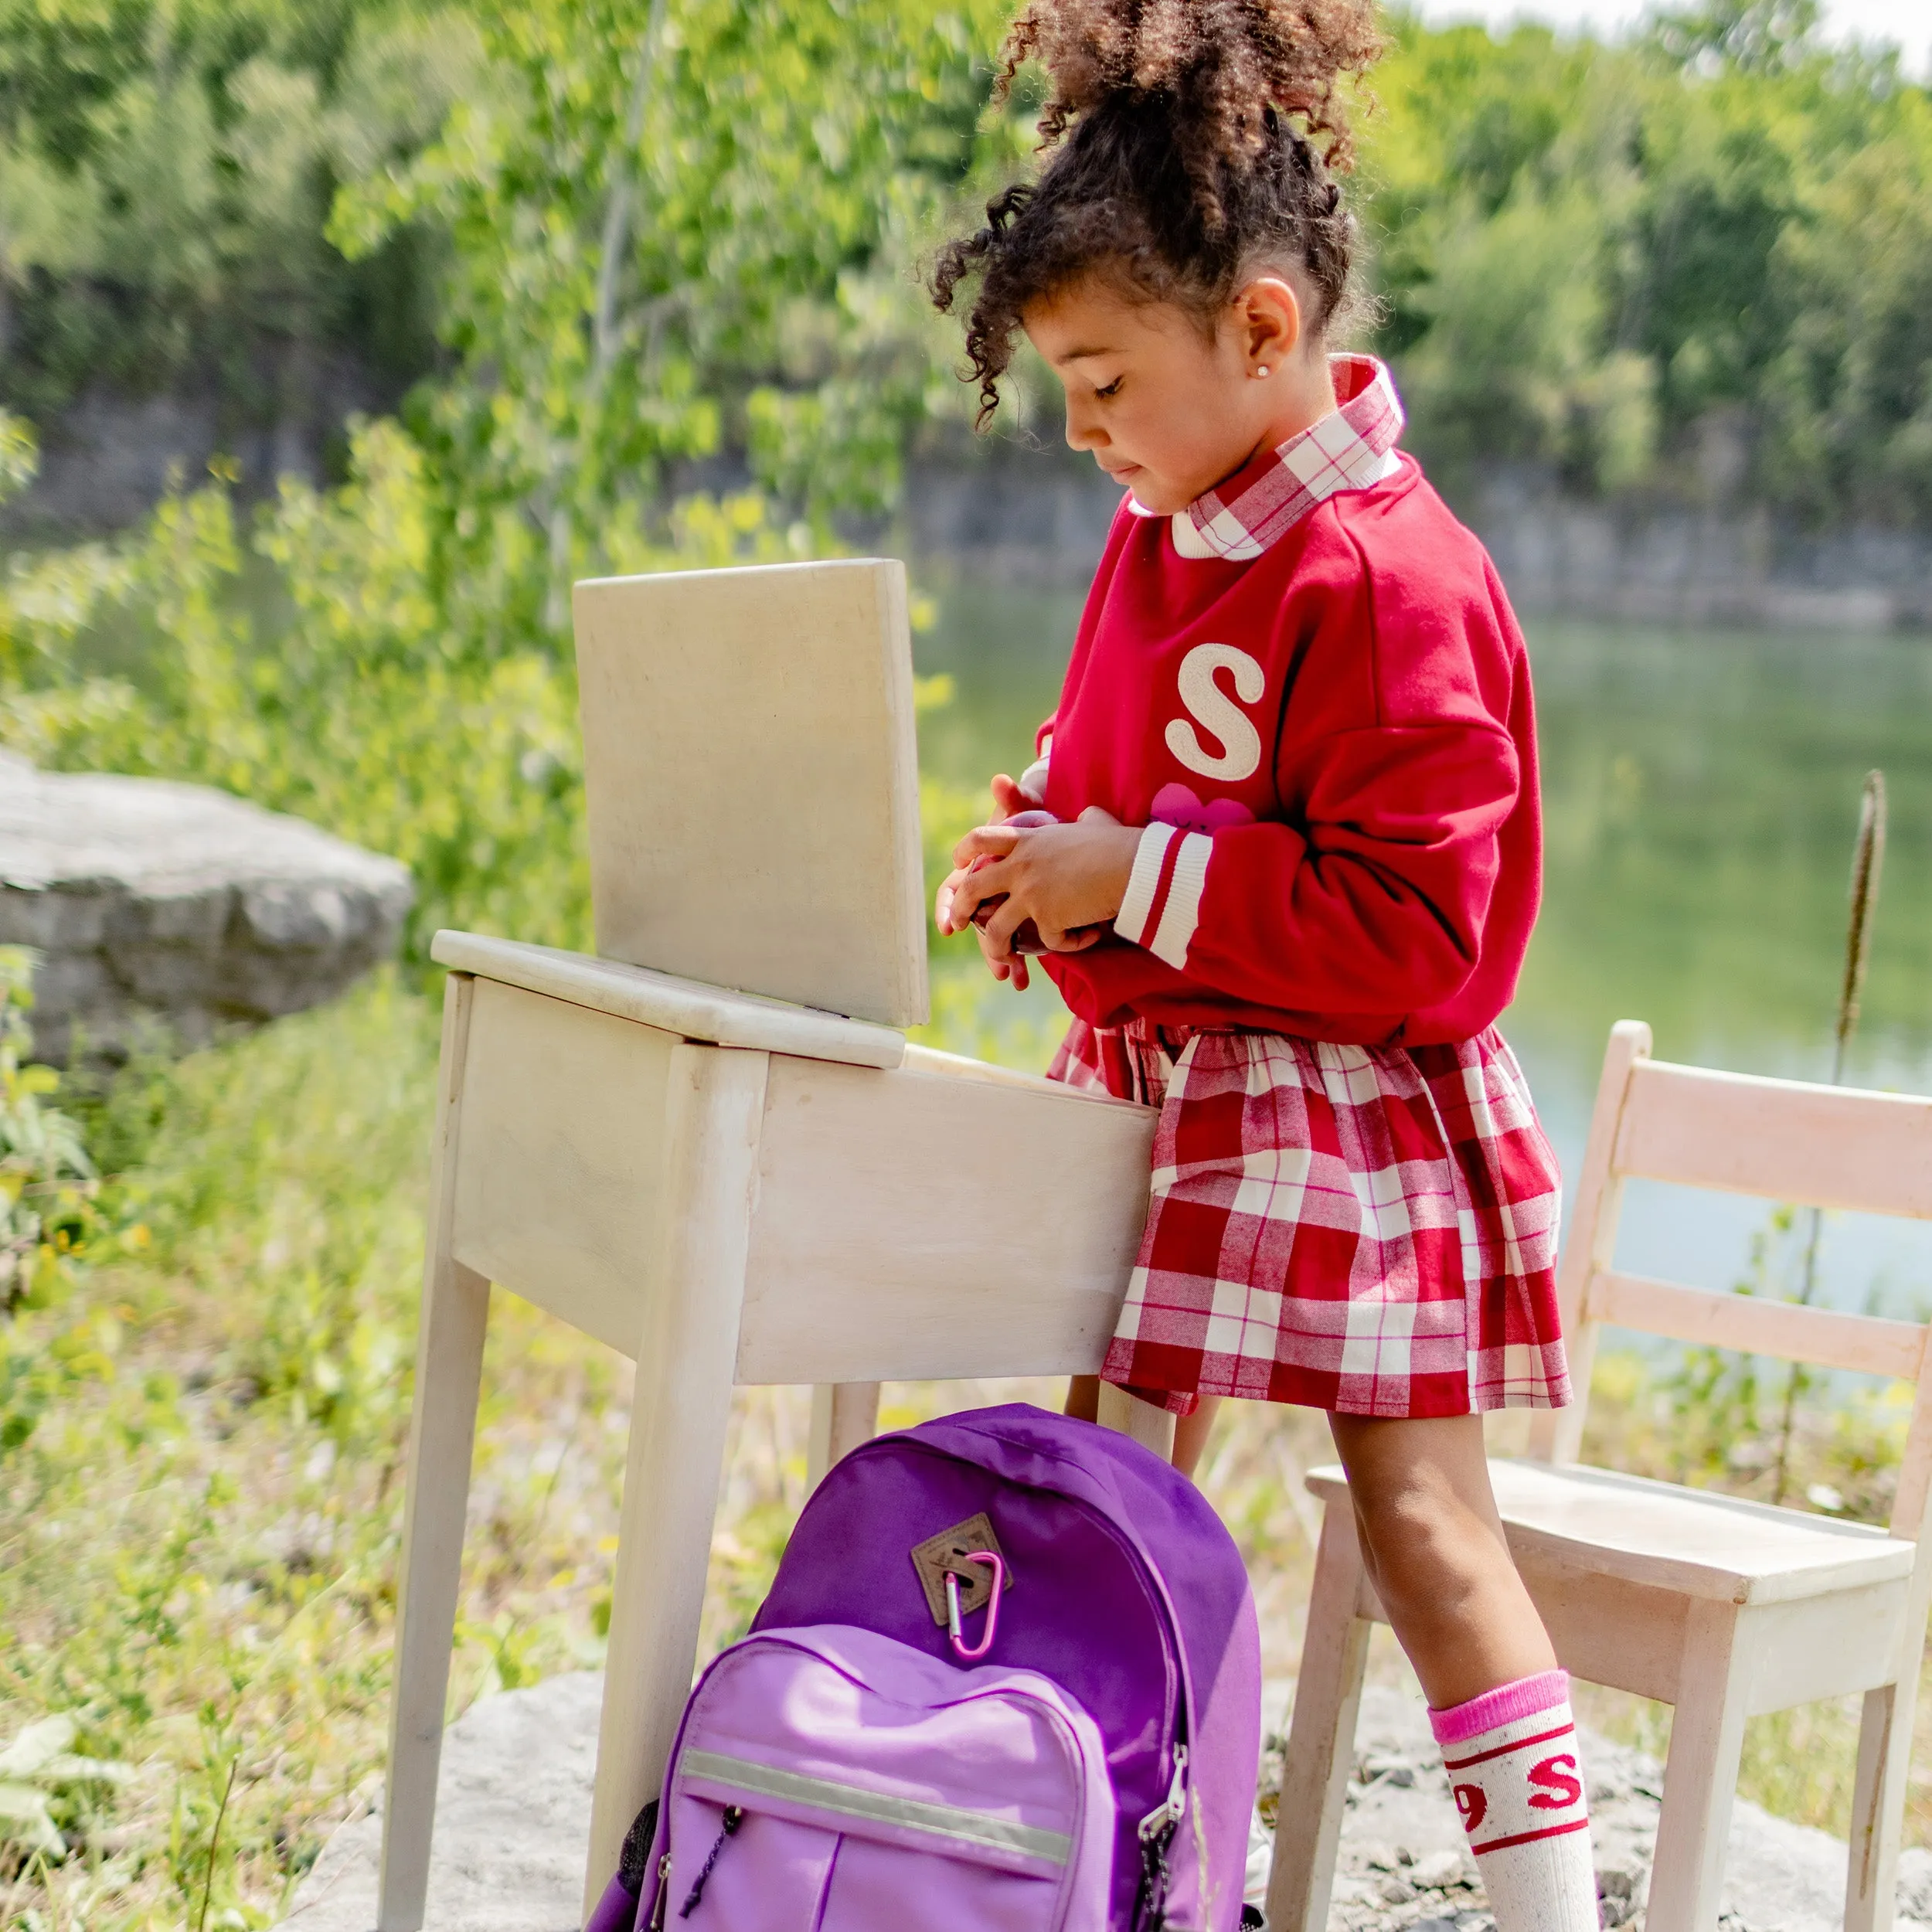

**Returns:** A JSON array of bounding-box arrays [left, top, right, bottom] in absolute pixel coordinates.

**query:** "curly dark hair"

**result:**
[[931, 0, 1386, 425]]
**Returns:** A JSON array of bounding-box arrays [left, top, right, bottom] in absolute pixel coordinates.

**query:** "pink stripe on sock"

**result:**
[[1428, 1668, 1570, 1747]]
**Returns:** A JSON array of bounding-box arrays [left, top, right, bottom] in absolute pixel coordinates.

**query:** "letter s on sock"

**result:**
[[1526, 1754, 1583, 1811]]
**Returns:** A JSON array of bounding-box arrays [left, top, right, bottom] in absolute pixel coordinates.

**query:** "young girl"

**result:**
[[930, 5, 1593, 1929]]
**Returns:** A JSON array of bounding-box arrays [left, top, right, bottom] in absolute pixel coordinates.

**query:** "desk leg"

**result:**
[[379, 975, 488, 1932], [583, 1045, 770, 1914], [807, 1383, 882, 1490]]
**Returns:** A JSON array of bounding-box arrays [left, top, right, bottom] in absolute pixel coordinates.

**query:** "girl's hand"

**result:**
[[936, 860, 1039, 988], [933, 774, 1041, 943], [988, 771, 1034, 821], [932, 774, 1045, 981], [940, 806, 1140, 966]]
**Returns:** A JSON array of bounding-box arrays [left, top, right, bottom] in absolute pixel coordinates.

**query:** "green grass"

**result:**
[[4, 968, 1930, 1930]]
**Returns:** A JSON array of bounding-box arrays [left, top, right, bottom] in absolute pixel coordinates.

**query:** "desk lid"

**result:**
[[432, 930, 907, 1070]]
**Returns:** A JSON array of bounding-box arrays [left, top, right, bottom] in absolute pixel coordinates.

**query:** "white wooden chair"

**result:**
[[375, 560, 1172, 1931], [1267, 1019, 1932, 1932]]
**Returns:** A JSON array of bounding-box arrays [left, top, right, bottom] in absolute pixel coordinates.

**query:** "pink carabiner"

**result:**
[[944, 1550, 1005, 1662]]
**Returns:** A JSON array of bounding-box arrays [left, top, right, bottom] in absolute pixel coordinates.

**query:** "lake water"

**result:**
[[917, 577, 1932, 1324]]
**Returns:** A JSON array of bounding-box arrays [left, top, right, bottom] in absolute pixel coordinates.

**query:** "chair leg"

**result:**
[[379, 975, 488, 1932], [1845, 1674, 1917, 1932], [1646, 1600, 1753, 1932], [807, 1382, 882, 1491], [1096, 1379, 1178, 1462], [581, 1045, 770, 1917], [1266, 1502, 1373, 1932]]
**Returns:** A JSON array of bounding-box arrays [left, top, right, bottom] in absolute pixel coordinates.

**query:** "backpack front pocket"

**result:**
[[653, 1625, 1114, 1932], [670, 1753, 1074, 1931]]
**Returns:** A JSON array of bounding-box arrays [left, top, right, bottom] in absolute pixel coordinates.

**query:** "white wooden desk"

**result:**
[[376, 930, 1163, 1929]]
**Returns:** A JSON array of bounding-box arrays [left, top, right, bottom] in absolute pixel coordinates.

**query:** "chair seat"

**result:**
[[1307, 1458, 1915, 1605]]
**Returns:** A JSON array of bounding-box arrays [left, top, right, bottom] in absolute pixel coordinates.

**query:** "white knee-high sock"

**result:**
[[1429, 1669, 1597, 1932]]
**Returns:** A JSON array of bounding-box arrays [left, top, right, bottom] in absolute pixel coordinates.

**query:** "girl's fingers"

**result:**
[[950, 857, 1012, 927], [978, 893, 1032, 955], [936, 866, 975, 934], [1050, 923, 1107, 953], [990, 773, 1030, 819], [952, 823, 1022, 869]]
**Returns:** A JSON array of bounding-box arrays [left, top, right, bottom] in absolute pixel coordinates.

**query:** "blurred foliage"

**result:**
[[1366, 2, 1932, 522], [0, 950, 99, 1324], [325, 0, 1025, 641], [0, 0, 478, 427], [1, 0, 1927, 536]]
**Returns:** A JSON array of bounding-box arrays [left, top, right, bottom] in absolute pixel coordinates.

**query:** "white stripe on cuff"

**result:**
[[1116, 822, 1176, 947], [1147, 832, 1213, 969]]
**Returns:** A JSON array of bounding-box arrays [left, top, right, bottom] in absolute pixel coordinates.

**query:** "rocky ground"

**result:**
[[282, 1672, 1932, 1931], [1269, 1681, 1932, 1932]]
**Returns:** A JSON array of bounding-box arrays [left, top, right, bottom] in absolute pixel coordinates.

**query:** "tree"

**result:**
[[331, 0, 1014, 648]]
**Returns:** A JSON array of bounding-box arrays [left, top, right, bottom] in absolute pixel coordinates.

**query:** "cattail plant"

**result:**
[[1773, 769, 1887, 1506]]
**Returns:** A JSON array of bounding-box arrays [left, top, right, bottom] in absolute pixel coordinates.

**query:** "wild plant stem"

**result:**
[[194, 1755, 238, 1932], [1772, 770, 1886, 1505]]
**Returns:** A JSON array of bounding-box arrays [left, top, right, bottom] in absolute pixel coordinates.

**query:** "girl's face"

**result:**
[[1022, 269, 1332, 516]]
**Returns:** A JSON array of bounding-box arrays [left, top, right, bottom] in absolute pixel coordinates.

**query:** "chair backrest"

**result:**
[[1529, 1019, 1932, 1544], [573, 560, 927, 1029]]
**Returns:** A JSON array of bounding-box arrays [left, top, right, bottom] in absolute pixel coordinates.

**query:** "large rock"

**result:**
[[283, 1673, 602, 1932], [0, 755, 413, 1063]]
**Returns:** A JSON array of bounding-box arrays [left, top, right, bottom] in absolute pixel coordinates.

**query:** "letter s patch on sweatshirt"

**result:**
[[1165, 642, 1264, 782]]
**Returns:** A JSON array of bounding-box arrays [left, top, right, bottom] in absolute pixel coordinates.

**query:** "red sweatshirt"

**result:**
[[1032, 360, 1541, 1048]]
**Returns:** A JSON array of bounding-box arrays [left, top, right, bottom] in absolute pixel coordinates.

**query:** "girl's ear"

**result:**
[[1235, 277, 1304, 373]]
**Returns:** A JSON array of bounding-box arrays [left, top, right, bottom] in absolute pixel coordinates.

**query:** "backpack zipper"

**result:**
[[1134, 1744, 1189, 1931], [646, 1852, 670, 1931], [677, 1805, 743, 1917]]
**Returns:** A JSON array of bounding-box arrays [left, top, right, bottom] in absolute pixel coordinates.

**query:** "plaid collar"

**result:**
[[1128, 354, 1406, 562]]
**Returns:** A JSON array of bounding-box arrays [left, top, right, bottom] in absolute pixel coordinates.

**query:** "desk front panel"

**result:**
[[738, 1054, 1156, 1383]]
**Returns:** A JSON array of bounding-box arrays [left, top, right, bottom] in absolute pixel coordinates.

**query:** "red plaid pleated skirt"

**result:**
[[1049, 1018, 1572, 1419]]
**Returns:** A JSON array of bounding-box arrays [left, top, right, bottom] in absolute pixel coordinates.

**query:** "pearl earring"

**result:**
[[1255, 365, 1270, 378]]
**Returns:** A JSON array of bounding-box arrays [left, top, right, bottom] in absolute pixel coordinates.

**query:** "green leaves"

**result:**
[[0, 1, 464, 422], [1366, 14, 1932, 520], [0, 1714, 132, 1860], [331, 0, 1008, 644]]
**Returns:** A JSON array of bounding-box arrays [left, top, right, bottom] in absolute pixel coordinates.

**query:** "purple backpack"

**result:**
[[587, 1403, 1261, 1931]]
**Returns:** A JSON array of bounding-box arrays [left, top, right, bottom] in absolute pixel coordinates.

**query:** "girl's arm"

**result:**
[[1111, 718, 1520, 1015]]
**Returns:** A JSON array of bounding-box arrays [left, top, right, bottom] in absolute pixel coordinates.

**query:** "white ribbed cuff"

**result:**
[[1115, 823, 1176, 947], [1147, 832, 1212, 968]]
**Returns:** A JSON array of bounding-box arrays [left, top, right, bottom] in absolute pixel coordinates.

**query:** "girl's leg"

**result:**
[[1064, 1378, 1222, 1478], [1329, 1412, 1596, 1932], [1327, 1412, 1550, 1705], [1064, 1374, 1099, 1423]]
